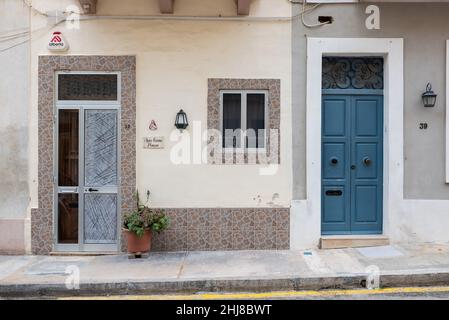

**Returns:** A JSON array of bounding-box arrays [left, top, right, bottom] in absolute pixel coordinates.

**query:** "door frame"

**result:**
[[293, 38, 404, 248], [53, 71, 122, 253]]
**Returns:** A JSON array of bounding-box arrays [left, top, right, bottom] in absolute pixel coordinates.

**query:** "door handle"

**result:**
[[329, 157, 338, 166], [363, 157, 372, 166], [88, 188, 99, 192]]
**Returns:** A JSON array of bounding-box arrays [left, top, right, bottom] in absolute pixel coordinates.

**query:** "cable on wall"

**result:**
[[300, 1, 331, 28], [0, 1, 65, 51], [0, 31, 29, 40], [286, 0, 332, 28], [22, 0, 48, 17], [0, 1, 48, 43], [0, 19, 65, 53]]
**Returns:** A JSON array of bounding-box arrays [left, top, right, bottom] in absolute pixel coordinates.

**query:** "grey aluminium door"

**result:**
[[55, 106, 120, 252], [55, 72, 121, 252]]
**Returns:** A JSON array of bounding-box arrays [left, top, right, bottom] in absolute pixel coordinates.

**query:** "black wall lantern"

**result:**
[[175, 109, 188, 131], [422, 83, 437, 108]]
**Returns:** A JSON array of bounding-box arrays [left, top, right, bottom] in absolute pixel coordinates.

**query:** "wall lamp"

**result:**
[[422, 83, 437, 108], [174, 109, 188, 131]]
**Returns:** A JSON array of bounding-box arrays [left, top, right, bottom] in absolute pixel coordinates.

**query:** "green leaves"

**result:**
[[123, 189, 170, 237], [124, 210, 145, 237], [151, 214, 169, 233]]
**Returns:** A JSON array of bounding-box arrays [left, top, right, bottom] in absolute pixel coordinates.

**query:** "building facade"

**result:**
[[1, 0, 449, 255], [29, 0, 292, 254], [291, 1, 449, 249]]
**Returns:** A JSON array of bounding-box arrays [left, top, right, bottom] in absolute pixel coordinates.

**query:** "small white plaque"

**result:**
[[143, 136, 164, 149]]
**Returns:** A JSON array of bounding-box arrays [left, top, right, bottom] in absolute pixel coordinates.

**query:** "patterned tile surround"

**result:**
[[34, 57, 289, 253], [207, 79, 281, 165], [34, 55, 136, 254], [152, 208, 290, 251]]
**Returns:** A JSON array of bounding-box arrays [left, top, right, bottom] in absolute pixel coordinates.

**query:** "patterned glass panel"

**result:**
[[322, 57, 384, 90], [84, 110, 118, 187], [84, 194, 117, 244], [58, 74, 118, 101]]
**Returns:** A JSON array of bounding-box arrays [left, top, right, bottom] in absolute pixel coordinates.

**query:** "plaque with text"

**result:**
[[143, 137, 164, 149]]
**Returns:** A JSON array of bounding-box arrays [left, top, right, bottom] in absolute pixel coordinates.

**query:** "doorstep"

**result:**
[[49, 252, 118, 256], [320, 235, 390, 249]]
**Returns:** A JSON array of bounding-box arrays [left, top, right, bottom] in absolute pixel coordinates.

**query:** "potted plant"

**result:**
[[122, 190, 169, 253]]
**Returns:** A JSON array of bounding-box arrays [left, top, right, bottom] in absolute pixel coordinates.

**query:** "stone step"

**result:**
[[320, 235, 390, 249], [49, 252, 117, 256]]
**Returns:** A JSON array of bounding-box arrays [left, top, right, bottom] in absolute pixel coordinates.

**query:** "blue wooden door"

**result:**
[[322, 95, 383, 234]]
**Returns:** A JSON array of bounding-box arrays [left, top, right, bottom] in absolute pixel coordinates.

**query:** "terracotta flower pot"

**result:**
[[123, 229, 152, 253]]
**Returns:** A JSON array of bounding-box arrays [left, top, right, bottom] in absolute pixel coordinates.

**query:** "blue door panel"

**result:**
[[322, 94, 383, 235], [355, 99, 379, 136], [351, 96, 383, 233], [322, 95, 351, 234], [323, 98, 346, 136], [323, 143, 346, 179], [354, 185, 378, 223], [322, 186, 346, 223]]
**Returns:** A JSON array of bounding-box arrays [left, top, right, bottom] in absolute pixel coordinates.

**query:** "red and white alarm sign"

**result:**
[[47, 31, 69, 52]]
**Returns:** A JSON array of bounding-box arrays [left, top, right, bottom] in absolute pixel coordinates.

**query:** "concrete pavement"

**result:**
[[1, 243, 449, 297]]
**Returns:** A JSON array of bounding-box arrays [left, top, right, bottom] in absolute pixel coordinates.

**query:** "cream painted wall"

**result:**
[[0, 0, 30, 253], [1, 0, 30, 219], [29, 0, 293, 209]]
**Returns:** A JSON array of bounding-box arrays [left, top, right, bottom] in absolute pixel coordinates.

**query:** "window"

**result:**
[[58, 73, 118, 101], [208, 78, 280, 165], [220, 90, 267, 150]]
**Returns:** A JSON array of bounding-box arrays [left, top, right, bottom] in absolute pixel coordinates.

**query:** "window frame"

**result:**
[[219, 89, 268, 153]]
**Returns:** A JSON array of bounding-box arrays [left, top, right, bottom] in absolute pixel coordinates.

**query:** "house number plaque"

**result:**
[[143, 136, 164, 149], [419, 123, 428, 130]]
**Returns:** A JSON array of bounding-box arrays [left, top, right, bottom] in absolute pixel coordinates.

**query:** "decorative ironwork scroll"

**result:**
[[322, 57, 384, 90]]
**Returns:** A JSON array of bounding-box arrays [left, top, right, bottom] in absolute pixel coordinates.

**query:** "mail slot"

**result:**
[[326, 190, 343, 196]]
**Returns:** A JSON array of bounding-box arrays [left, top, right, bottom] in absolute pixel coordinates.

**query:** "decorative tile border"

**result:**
[[152, 208, 290, 251], [207, 79, 281, 165], [33, 55, 136, 254]]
